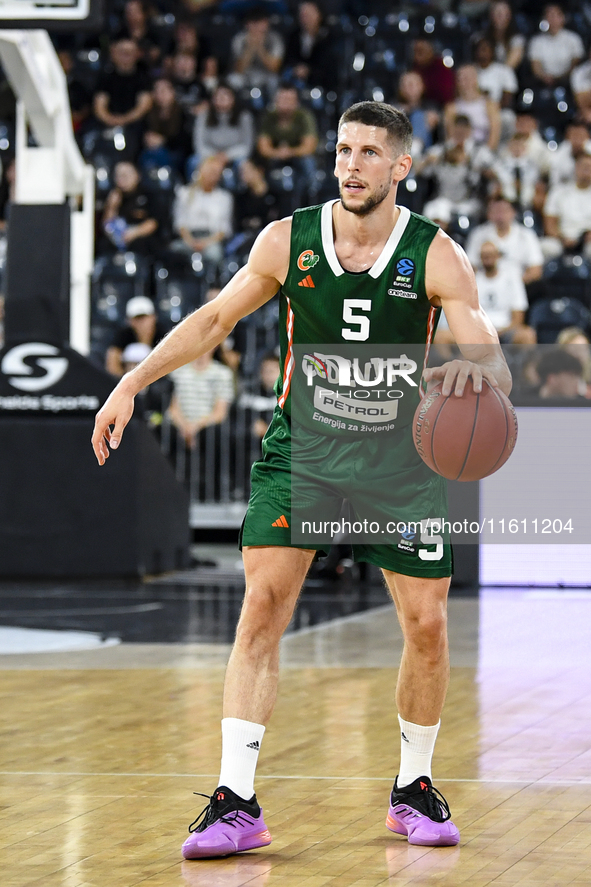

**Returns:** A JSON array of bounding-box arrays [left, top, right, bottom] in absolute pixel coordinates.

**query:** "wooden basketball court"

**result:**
[[2, 589, 591, 887]]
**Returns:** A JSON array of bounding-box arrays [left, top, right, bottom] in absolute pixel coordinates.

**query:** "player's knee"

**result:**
[[236, 586, 295, 647], [403, 608, 448, 655]]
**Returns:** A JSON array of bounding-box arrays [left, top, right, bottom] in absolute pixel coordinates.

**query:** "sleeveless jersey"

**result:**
[[276, 200, 440, 438]]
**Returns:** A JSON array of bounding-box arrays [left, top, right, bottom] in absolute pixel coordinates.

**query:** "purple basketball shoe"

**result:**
[[182, 786, 272, 859], [386, 776, 460, 846]]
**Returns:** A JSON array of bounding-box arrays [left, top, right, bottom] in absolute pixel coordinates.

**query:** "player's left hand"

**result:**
[[423, 360, 499, 397]]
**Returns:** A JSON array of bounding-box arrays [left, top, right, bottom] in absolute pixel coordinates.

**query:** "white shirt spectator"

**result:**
[[466, 221, 544, 275], [494, 33, 526, 66], [571, 59, 591, 95], [549, 138, 591, 188], [173, 184, 233, 238], [171, 360, 234, 422], [545, 181, 591, 241], [421, 138, 494, 180], [420, 139, 494, 221], [477, 61, 518, 104], [492, 152, 539, 207], [520, 127, 553, 175], [475, 264, 528, 330], [528, 30, 584, 79]]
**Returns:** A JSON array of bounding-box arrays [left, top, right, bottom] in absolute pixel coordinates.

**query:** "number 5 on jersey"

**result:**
[[342, 299, 371, 341]]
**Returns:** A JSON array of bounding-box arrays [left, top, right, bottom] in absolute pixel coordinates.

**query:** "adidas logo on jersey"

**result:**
[[298, 275, 315, 288], [272, 515, 289, 528]]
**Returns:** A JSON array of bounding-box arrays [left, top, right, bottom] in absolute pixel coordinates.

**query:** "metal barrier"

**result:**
[[157, 400, 275, 528], [153, 295, 280, 527]]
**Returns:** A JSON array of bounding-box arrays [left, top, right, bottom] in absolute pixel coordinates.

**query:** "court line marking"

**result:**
[[1, 771, 589, 785], [284, 603, 393, 638], [0, 603, 163, 617]]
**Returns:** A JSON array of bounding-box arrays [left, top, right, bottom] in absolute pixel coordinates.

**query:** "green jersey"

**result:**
[[276, 200, 440, 437]]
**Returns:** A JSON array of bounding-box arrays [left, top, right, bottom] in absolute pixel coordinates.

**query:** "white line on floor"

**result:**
[[283, 603, 392, 638], [0, 771, 588, 785]]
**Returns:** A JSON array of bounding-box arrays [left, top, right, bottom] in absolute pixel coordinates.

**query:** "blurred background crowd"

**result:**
[[1, 0, 591, 501]]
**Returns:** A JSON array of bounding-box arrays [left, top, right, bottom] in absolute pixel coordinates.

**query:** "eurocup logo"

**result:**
[[1, 343, 68, 392], [396, 258, 415, 276]]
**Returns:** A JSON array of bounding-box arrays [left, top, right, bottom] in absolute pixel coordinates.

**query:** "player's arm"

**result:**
[[485, 99, 501, 151], [105, 345, 125, 377], [120, 91, 152, 125], [522, 262, 542, 284], [509, 309, 525, 329], [93, 92, 118, 126], [530, 59, 553, 86], [424, 230, 512, 397], [543, 212, 561, 239], [91, 219, 291, 465]]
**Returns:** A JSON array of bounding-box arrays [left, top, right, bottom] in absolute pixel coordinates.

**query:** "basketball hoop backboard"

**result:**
[[0, 0, 102, 30]]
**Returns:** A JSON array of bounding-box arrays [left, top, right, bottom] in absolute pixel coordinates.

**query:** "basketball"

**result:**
[[413, 379, 518, 481]]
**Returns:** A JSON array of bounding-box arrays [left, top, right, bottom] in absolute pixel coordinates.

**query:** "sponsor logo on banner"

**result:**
[[0, 342, 103, 413], [1, 342, 68, 392]]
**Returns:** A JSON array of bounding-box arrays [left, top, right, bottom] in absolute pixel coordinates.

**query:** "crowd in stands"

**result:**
[[2, 0, 591, 496]]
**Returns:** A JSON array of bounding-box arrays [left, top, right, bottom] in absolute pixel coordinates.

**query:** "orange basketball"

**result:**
[[413, 379, 518, 481]]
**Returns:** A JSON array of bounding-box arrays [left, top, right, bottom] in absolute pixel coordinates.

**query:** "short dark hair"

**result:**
[[245, 6, 269, 21], [490, 195, 515, 206], [537, 348, 583, 383], [338, 101, 412, 155]]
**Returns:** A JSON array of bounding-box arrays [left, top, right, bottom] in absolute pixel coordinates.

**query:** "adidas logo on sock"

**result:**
[[246, 740, 260, 750]]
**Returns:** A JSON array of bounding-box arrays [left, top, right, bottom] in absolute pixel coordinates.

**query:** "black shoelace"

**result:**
[[188, 791, 255, 834], [398, 783, 452, 823]]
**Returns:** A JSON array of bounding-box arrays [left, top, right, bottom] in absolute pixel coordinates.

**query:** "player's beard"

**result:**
[[339, 176, 393, 216]]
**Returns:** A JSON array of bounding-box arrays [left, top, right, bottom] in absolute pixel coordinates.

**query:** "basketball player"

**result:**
[[92, 102, 511, 856]]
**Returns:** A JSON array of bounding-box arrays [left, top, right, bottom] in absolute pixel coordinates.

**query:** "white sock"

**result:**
[[218, 717, 265, 801], [397, 715, 440, 788]]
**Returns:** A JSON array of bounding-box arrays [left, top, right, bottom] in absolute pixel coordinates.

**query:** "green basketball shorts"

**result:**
[[239, 409, 453, 579]]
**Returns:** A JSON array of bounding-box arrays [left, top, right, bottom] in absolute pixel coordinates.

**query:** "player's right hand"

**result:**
[[91, 386, 136, 466]]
